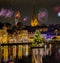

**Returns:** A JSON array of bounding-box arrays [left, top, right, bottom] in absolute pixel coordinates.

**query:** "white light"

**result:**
[[58, 12, 60, 17]]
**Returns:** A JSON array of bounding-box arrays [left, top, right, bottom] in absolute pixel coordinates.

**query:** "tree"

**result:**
[[32, 29, 42, 46]]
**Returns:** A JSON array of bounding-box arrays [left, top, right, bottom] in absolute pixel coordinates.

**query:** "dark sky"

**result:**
[[0, 0, 60, 26]]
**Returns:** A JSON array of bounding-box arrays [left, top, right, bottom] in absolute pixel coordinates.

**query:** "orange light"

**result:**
[[15, 11, 21, 18], [31, 18, 39, 26]]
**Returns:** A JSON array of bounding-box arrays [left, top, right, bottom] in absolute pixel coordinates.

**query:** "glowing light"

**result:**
[[42, 34, 52, 41], [58, 12, 60, 17], [15, 11, 21, 19], [23, 17, 28, 21], [31, 18, 39, 26], [16, 14, 19, 17]]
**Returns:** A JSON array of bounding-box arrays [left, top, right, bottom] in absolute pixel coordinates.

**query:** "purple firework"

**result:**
[[23, 17, 28, 21], [6, 10, 13, 18], [0, 8, 7, 16], [37, 9, 48, 22]]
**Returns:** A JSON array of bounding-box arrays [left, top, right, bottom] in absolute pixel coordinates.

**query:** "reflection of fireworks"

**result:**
[[37, 8, 48, 23]]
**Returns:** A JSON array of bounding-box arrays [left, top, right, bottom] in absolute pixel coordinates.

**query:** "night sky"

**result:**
[[0, 0, 60, 26]]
